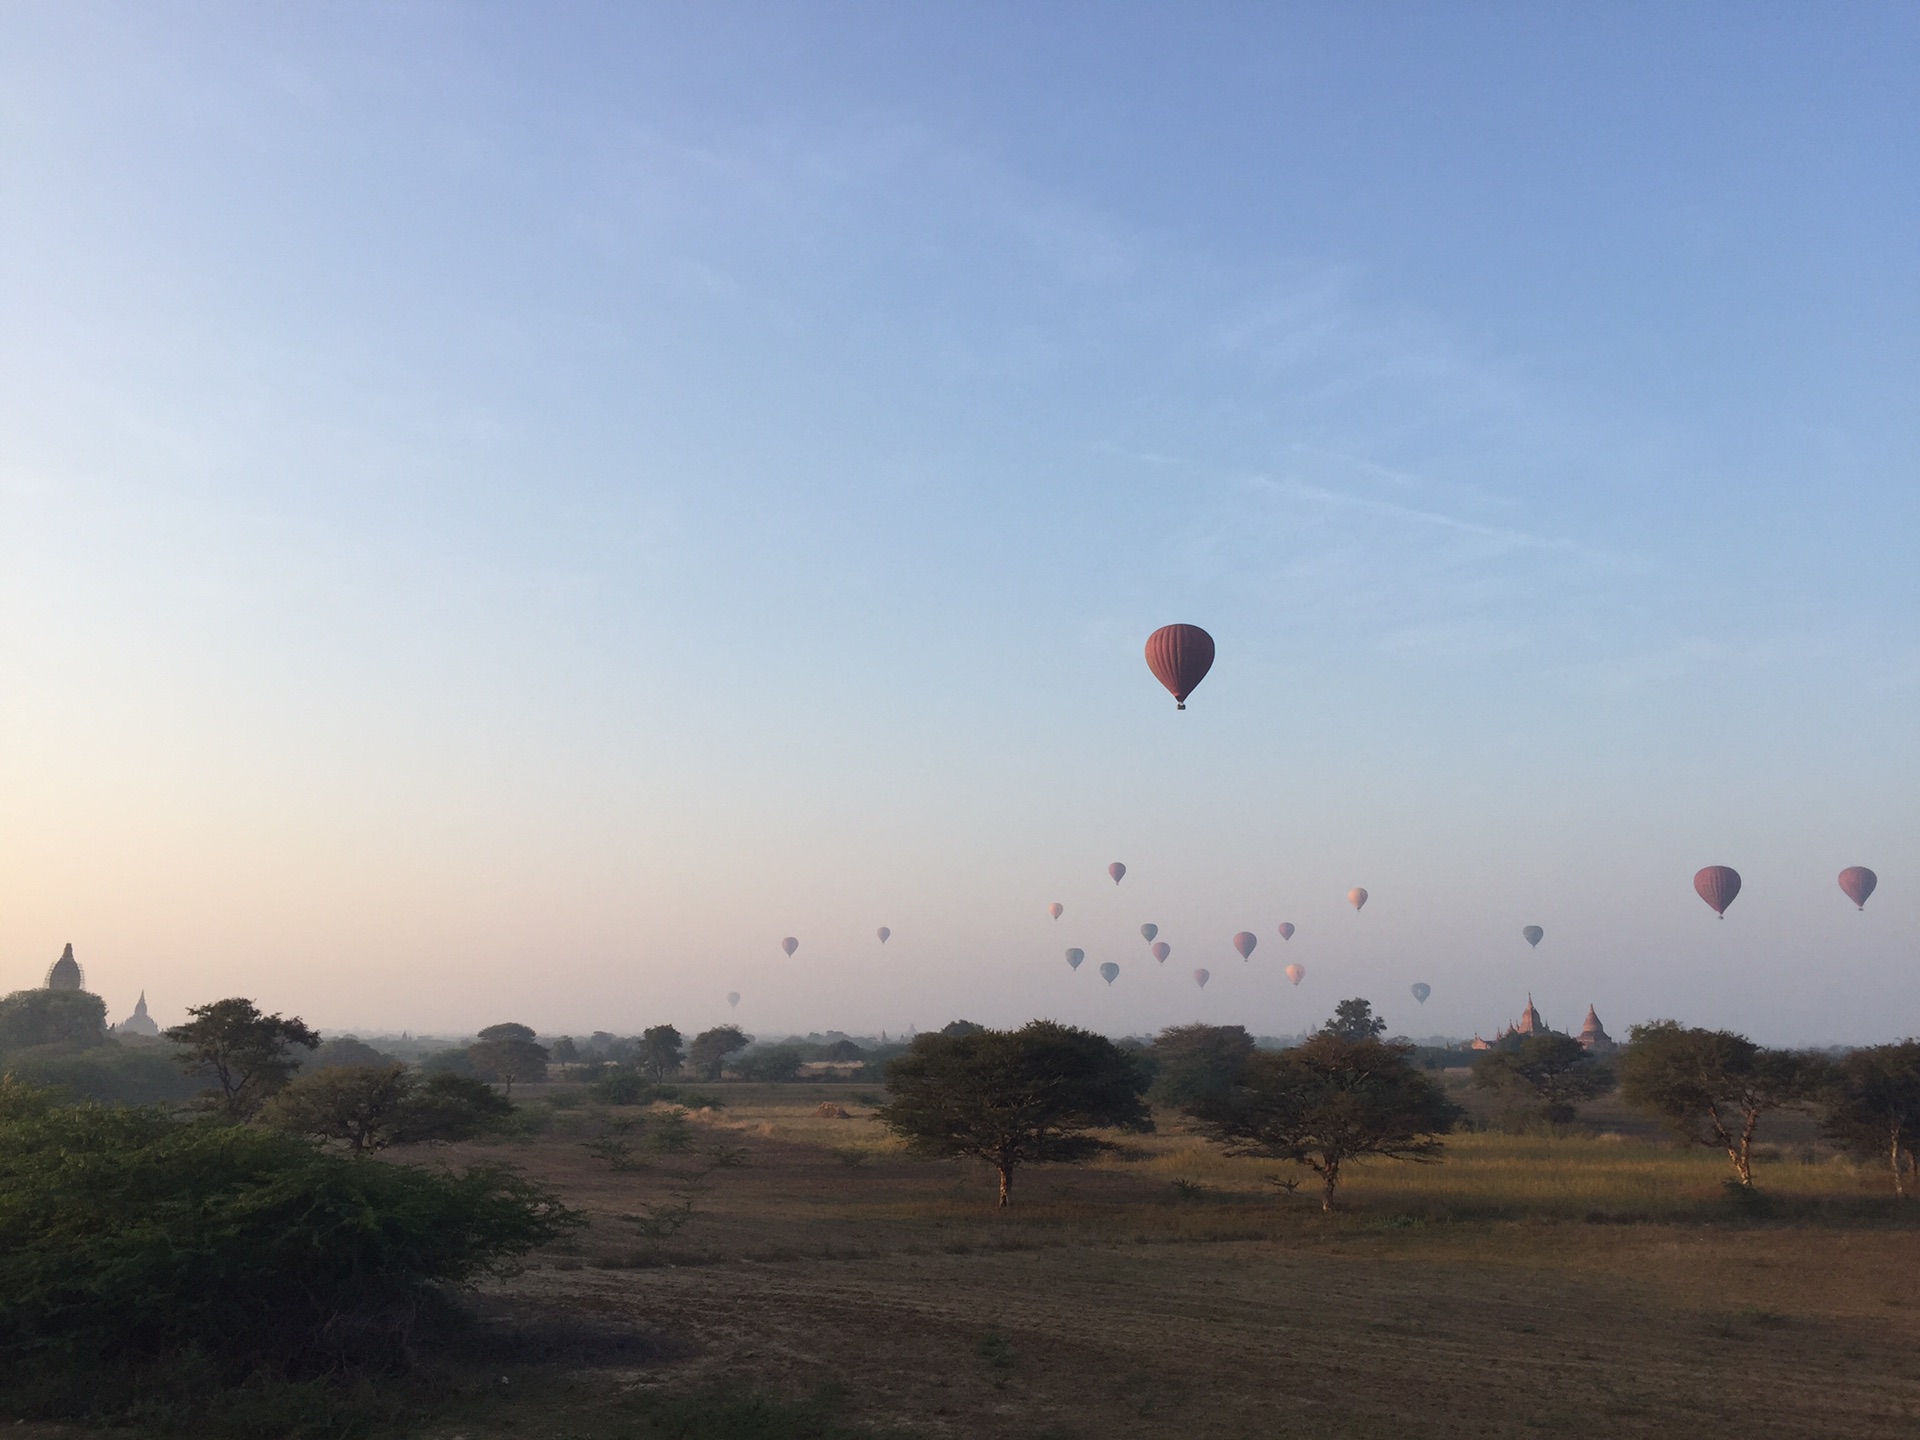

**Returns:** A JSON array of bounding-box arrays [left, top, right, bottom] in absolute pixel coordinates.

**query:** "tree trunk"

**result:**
[[1320, 1158, 1340, 1213], [1892, 1120, 1906, 1199], [997, 1161, 1013, 1207], [1734, 1105, 1760, 1187]]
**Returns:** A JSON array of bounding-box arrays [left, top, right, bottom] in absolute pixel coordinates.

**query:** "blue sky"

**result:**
[[3, 3, 1916, 1043]]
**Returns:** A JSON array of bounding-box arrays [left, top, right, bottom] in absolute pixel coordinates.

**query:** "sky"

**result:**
[[3, 3, 1917, 1045]]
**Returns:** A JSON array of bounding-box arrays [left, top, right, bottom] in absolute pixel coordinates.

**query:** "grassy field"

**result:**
[[215, 1075, 1914, 1440]]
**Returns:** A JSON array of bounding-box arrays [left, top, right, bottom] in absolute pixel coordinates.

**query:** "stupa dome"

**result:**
[[45, 943, 85, 992]]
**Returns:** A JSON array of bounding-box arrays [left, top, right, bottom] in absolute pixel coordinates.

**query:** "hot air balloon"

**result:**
[[1099, 961, 1120, 985], [1048, 902, 1064, 920], [727, 992, 741, 1009], [1151, 941, 1171, 963], [1140, 923, 1159, 942], [1348, 888, 1368, 912], [877, 927, 891, 943], [1108, 862, 1127, 885], [1522, 925, 1543, 948], [1066, 948, 1085, 970], [1839, 867, 1878, 911], [1411, 983, 1431, 1004], [1694, 866, 1741, 918], [1144, 624, 1216, 710], [1285, 963, 1305, 986], [782, 936, 799, 957], [1232, 931, 1257, 960], [1278, 922, 1296, 941], [1193, 968, 1210, 989]]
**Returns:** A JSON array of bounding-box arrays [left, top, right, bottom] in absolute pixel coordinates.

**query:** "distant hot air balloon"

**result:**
[[727, 992, 741, 1009], [1144, 624, 1216, 710], [1694, 866, 1741, 918], [1232, 931, 1257, 960], [1411, 983, 1431, 1004], [1278, 922, 1296, 941], [1140, 923, 1159, 942], [1193, 968, 1210, 989], [877, 927, 891, 944], [1522, 925, 1544, 948], [1839, 867, 1878, 911], [1049, 902, 1064, 920], [1151, 941, 1171, 963], [1285, 963, 1305, 986], [1348, 888, 1369, 912], [1066, 948, 1085, 971], [1099, 961, 1120, 985], [1109, 862, 1127, 885], [782, 936, 799, 957]]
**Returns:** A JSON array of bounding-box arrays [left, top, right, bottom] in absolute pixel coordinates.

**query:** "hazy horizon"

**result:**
[[6, 5, 1917, 1048]]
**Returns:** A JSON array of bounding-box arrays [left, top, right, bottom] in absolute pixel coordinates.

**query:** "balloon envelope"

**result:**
[[1839, 867, 1878, 910], [1232, 931, 1257, 960], [1193, 968, 1210, 989], [1048, 902, 1064, 920], [1140, 923, 1159, 942], [781, 936, 799, 956], [1099, 961, 1120, 985], [876, 927, 891, 943], [1065, 948, 1085, 970], [1348, 888, 1368, 912], [1694, 866, 1741, 917], [1285, 963, 1305, 986], [1411, 983, 1431, 1004], [1108, 862, 1127, 885], [727, 992, 740, 1008], [1144, 623, 1216, 710], [1522, 925, 1544, 948], [1151, 941, 1171, 963], [1278, 922, 1295, 941]]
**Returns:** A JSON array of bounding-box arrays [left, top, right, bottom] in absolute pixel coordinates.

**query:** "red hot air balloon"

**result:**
[[1108, 862, 1127, 885], [1048, 902, 1064, 920], [1838, 867, 1878, 911], [1193, 968, 1210, 989], [1348, 888, 1369, 912], [1278, 922, 1296, 941], [782, 936, 799, 956], [1693, 866, 1741, 918], [1151, 941, 1171, 963], [1145, 624, 1216, 710], [1232, 931, 1257, 960], [876, 927, 891, 943], [1285, 963, 1305, 986]]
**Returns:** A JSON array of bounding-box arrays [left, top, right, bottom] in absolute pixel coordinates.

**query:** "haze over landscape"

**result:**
[[5, 4, 1917, 1044]]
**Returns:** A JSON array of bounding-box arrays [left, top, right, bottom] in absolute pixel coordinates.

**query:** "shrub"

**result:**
[[592, 1068, 653, 1105]]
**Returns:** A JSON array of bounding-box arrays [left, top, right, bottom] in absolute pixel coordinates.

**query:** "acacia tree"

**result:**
[[263, 1064, 514, 1153], [1324, 997, 1387, 1043], [1619, 1021, 1816, 1187], [1472, 1032, 1616, 1125], [1189, 1027, 1460, 1211], [469, 1023, 549, 1097], [1820, 1041, 1920, 1196], [638, 1024, 685, 1082], [687, 1025, 749, 1080], [1148, 1023, 1255, 1109], [879, 1020, 1151, 1205], [165, 998, 319, 1119]]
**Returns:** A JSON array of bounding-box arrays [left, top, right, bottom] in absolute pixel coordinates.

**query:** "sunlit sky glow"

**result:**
[[4, 4, 1917, 1044]]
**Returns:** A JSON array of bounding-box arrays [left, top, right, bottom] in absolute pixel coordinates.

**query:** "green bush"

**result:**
[[1, 1039, 200, 1105], [592, 1067, 653, 1104]]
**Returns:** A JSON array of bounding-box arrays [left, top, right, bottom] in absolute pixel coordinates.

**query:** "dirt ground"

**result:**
[[410, 1083, 1920, 1439]]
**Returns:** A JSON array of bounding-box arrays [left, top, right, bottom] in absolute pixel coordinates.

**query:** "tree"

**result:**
[[1619, 1021, 1816, 1187], [550, 1035, 580, 1066], [165, 997, 319, 1120], [1323, 998, 1387, 1043], [1472, 1032, 1616, 1125], [638, 1024, 685, 1082], [468, 1023, 548, 1096], [262, 1063, 515, 1153], [1148, 1023, 1255, 1109], [1819, 1041, 1920, 1197], [302, 1034, 391, 1072], [939, 1019, 985, 1038], [1189, 1032, 1461, 1211], [878, 1020, 1151, 1206], [0, 989, 109, 1052], [687, 1025, 750, 1080], [734, 1045, 804, 1082]]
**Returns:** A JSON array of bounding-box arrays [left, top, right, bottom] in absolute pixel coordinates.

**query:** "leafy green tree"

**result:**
[[734, 1045, 804, 1082], [1148, 1023, 1255, 1109], [550, 1035, 580, 1066], [164, 997, 319, 1120], [879, 1020, 1152, 1206], [1819, 1041, 1920, 1196], [1323, 998, 1387, 1043], [0, 989, 109, 1052], [939, 1019, 985, 1038], [1472, 1032, 1616, 1125], [638, 1024, 685, 1081], [687, 1025, 750, 1080], [302, 1034, 391, 1072], [263, 1063, 514, 1153], [1189, 1032, 1461, 1211], [469, 1022, 548, 1096], [1619, 1021, 1817, 1187]]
